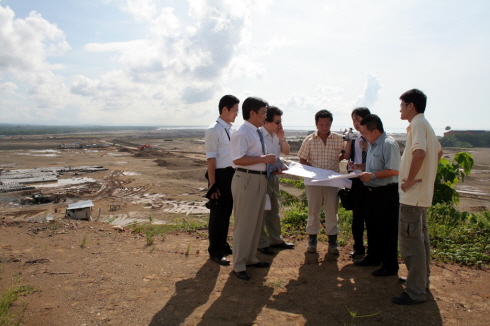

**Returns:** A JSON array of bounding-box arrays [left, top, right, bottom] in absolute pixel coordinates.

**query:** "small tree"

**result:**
[[445, 126, 451, 131]]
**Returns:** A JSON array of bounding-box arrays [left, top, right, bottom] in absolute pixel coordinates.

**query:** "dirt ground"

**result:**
[[0, 132, 489, 326]]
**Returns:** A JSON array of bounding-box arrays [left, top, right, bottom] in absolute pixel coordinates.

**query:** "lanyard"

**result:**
[[217, 121, 230, 140]]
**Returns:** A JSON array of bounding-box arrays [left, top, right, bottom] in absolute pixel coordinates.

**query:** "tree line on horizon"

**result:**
[[440, 132, 490, 148]]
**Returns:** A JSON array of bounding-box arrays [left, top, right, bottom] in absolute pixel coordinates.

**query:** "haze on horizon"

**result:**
[[0, 0, 489, 132]]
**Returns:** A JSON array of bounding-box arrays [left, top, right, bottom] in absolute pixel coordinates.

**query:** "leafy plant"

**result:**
[[433, 152, 474, 205]]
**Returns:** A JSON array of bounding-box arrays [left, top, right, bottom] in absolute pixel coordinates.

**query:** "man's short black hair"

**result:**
[[315, 109, 333, 124], [265, 106, 283, 122], [242, 97, 268, 120], [360, 114, 384, 133], [351, 107, 371, 118], [400, 89, 427, 113], [219, 95, 240, 114]]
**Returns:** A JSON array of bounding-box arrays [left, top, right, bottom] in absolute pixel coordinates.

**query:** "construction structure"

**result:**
[[66, 200, 94, 220]]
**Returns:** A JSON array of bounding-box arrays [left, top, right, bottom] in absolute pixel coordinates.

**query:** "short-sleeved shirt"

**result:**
[[230, 121, 266, 171], [298, 131, 344, 172], [399, 114, 442, 207], [364, 133, 400, 187], [261, 126, 280, 158], [204, 117, 233, 168]]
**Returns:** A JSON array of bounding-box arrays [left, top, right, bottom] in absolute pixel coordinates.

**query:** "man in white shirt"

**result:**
[[230, 97, 277, 280], [204, 95, 239, 266], [392, 89, 443, 305], [257, 106, 294, 255]]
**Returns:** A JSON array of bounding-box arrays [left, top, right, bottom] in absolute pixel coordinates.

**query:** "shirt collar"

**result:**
[[244, 120, 259, 131], [406, 113, 424, 133], [313, 131, 332, 139], [217, 117, 232, 128], [373, 132, 387, 147], [260, 126, 274, 138]]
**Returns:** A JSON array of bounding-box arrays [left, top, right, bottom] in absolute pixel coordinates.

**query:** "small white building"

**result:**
[[66, 200, 94, 220]]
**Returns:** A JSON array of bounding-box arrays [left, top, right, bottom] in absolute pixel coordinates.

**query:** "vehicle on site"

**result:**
[[138, 144, 153, 150]]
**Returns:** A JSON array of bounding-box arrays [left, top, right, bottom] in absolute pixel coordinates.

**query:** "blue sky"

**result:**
[[1, 0, 489, 134]]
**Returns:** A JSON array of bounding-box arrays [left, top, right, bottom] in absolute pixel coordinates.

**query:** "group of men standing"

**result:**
[[205, 96, 293, 281], [204, 89, 442, 305]]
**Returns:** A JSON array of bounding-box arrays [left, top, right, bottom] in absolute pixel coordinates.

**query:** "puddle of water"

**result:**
[[456, 185, 489, 196], [16, 153, 60, 157], [35, 177, 96, 188], [30, 150, 61, 153]]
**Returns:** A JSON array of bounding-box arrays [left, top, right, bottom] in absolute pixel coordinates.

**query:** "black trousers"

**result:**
[[351, 178, 369, 251], [365, 183, 399, 272], [208, 167, 235, 258]]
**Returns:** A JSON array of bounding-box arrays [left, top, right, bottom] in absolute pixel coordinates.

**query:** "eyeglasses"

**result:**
[[273, 120, 282, 125]]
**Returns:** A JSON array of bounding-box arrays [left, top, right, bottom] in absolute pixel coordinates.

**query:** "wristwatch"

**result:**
[[371, 173, 377, 180]]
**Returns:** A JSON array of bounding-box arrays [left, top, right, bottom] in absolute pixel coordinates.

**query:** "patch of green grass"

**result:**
[[429, 204, 490, 267], [343, 306, 379, 326], [279, 177, 489, 269], [127, 216, 207, 245], [0, 275, 37, 326], [80, 232, 90, 248]]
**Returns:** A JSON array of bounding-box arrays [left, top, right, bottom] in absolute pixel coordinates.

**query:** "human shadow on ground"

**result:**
[[195, 253, 276, 326], [148, 259, 220, 326], [268, 255, 444, 325]]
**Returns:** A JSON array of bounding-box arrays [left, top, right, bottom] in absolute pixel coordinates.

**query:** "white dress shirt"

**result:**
[[204, 117, 233, 169], [230, 121, 266, 171]]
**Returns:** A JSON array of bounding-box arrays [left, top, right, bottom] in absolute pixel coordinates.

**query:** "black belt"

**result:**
[[235, 168, 266, 175], [367, 183, 398, 192]]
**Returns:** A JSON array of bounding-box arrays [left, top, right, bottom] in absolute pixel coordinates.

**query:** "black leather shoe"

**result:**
[[354, 256, 380, 266], [234, 271, 250, 280], [270, 242, 295, 249], [392, 292, 425, 305], [349, 249, 365, 258], [372, 267, 398, 277], [210, 256, 230, 266], [257, 247, 276, 255], [246, 261, 270, 268]]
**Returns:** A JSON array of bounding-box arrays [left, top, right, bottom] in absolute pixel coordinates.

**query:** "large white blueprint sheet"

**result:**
[[282, 162, 358, 188]]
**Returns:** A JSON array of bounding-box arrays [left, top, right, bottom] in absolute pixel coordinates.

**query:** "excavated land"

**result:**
[[0, 130, 489, 326]]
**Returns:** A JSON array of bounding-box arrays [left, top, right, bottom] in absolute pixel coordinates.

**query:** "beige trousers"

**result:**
[[231, 170, 268, 272], [305, 185, 339, 235], [258, 174, 284, 248], [399, 204, 430, 301]]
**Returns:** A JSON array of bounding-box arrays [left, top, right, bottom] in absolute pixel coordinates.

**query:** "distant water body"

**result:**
[[158, 126, 446, 136]]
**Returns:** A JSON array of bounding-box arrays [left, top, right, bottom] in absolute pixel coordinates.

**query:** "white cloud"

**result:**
[[353, 74, 382, 108], [0, 6, 70, 73], [0, 81, 18, 95]]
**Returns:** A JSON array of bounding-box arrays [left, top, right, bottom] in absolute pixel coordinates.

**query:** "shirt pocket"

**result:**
[[370, 153, 385, 171], [399, 206, 422, 238]]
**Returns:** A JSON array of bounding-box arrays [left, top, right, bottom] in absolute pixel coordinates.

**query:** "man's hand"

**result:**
[[272, 166, 288, 175], [208, 181, 221, 199], [401, 178, 422, 192], [263, 154, 277, 164], [358, 172, 373, 182], [276, 128, 285, 140]]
